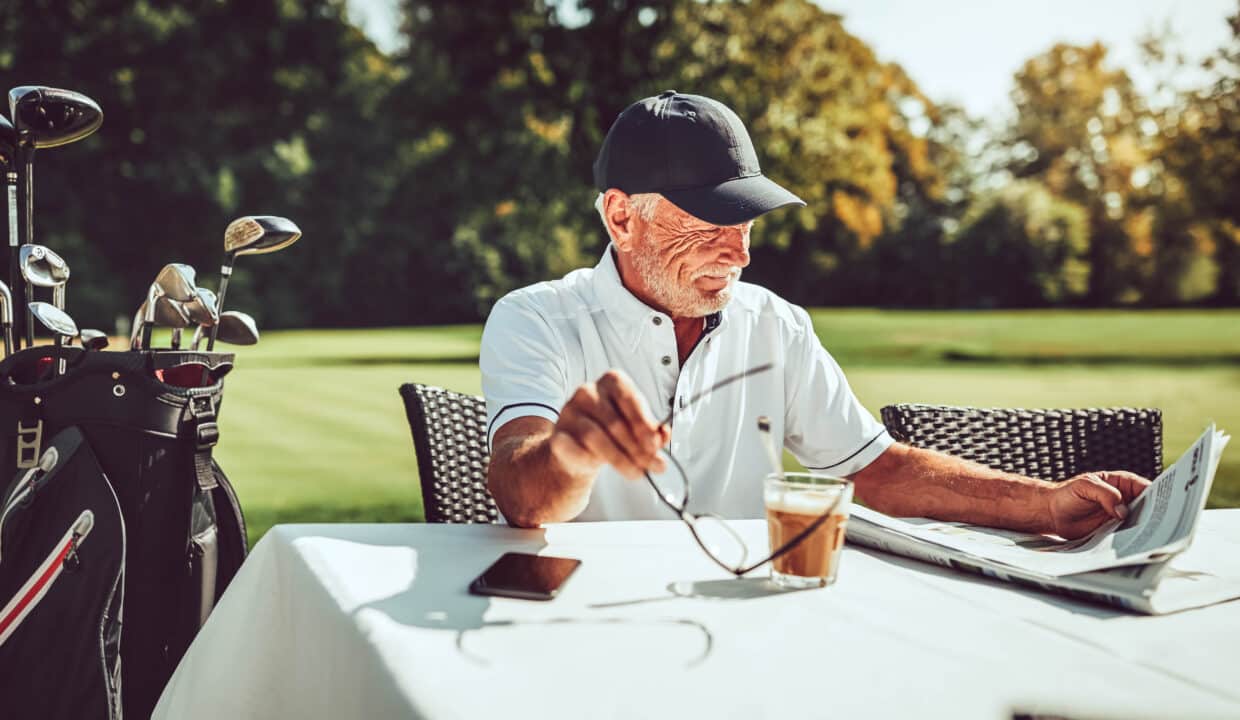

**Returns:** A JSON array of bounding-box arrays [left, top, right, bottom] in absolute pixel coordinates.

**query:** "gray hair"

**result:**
[[595, 192, 661, 243]]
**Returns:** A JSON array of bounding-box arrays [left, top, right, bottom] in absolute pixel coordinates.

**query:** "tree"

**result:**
[[1004, 42, 1157, 304], [1139, 2, 1240, 303], [950, 181, 1089, 307], [653, 0, 951, 305], [0, 0, 397, 328]]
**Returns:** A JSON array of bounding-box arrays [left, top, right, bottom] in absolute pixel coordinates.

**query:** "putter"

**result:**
[[0, 116, 17, 345], [173, 287, 217, 349], [130, 294, 191, 350], [192, 310, 258, 350], [138, 263, 197, 349], [28, 301, 78, 375], [8, 86, 102, 348], [208, 216, 300, 352], [0, 280, 12, 356], [79, 328, 108, 351]]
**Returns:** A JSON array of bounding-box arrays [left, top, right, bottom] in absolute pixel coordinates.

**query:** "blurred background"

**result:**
[[1, 0, 1236, 542]]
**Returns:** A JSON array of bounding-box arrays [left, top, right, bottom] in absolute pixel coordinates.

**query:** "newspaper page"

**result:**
[[856, 425, 1228, 577], [848, 505, 1240, 614]]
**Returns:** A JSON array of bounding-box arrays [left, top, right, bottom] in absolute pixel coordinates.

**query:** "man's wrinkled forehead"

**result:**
[[654, 195, 754, 233]]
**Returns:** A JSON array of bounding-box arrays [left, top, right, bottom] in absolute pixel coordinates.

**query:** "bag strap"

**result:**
[[185, 395, 219, 491]]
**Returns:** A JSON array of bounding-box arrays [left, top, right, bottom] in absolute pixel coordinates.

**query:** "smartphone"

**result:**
[[468, 552, 582, 601]]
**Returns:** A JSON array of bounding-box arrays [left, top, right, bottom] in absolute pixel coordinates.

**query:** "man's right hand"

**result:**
[[549, 369, 670, 479]]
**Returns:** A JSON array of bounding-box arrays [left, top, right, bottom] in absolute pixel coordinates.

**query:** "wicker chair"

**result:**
[[880, 404, 1163, 482], [398, 383, 501, 524]]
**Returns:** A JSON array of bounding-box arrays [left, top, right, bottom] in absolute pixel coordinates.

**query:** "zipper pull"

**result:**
[[62, 511, 95, 574], [64, 534, 82, 573]]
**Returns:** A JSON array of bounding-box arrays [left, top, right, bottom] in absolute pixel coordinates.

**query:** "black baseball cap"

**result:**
[[593, 91, 805, 226]]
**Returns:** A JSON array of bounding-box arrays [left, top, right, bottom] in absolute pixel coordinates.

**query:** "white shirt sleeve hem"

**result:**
[[803, 429, 895, 477], [487, 404, 562, 452]]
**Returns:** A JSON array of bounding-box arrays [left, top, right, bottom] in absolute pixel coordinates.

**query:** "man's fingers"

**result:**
[[1097, 471, 1151, 502], [1078, 475, 1127, 520], [597, 371, 662, 444], [572, 414, 645, 478], [557, 372, 669, 478], [593, 371, 666, 467]]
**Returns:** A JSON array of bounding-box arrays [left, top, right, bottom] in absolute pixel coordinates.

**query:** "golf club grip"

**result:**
[[205, 263, 233, 353], [19, 153, 34, 350], [7, 181, 16, 352], [24, 284, 33, 348]]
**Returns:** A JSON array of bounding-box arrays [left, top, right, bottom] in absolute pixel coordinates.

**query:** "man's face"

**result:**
[[631, 197, 752, 318]]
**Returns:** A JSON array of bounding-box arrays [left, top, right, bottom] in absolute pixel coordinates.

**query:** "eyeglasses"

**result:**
[[645, 364, 846, 576]]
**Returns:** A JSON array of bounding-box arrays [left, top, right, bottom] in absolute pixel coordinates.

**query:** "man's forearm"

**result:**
[[487, 425, 595, 528], [851, 443, 1055, 533]]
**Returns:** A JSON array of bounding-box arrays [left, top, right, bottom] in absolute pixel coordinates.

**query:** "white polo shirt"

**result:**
[[479, 245, 893, 521]]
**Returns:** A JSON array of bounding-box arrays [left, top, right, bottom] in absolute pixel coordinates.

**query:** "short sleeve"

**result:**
[[782, 306, 892, 475], [479, 294, 570, 450]]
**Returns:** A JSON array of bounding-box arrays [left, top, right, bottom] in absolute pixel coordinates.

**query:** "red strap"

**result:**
[[0, 537, 73, 638]]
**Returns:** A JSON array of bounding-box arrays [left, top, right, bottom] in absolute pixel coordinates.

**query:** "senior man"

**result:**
[[480, 90, 1148, 536]]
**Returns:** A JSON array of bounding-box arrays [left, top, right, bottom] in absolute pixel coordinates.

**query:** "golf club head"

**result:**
[[18, 243, 70, 288], [182, 287, 218, 326], [224, 215, 301, 256], [216, 310, 259, 346], [8, 86, 103, 148], [130, 296, 191, 349], [0, 280, 11, 325], [139, 295, 192, 330], [0, 114, 15, 167], [79, 328, 108, 351], [28, 301, 77, 338], [154, 263, 197, 301], [0, 280, 11, 357]]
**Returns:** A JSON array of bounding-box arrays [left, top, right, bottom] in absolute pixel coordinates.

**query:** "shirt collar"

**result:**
[[591, 243, 726, 350]]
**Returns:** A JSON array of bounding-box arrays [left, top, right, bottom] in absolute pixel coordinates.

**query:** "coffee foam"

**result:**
[[765, 489, 848, 516]]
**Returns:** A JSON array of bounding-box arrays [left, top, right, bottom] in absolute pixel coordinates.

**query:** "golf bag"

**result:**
[[0, 345, 247, 719]]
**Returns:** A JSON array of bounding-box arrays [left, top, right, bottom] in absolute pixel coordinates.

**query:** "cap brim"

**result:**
[[662, 174, 805, 226]]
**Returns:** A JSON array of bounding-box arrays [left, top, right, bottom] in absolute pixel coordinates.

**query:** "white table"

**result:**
[[155, 510, 1240, 720]]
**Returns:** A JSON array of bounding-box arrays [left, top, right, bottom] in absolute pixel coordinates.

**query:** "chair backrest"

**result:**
[[398, 383, 501, 524], [880, 404, 1163, 482]]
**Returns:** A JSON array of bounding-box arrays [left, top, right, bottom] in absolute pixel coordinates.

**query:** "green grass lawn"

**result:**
[[212, 310, 1240, 546]]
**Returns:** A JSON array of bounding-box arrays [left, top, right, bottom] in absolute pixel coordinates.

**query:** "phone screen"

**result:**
[[469, 552, 582, 601]]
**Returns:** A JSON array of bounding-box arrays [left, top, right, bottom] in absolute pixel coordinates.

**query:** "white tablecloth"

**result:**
[[154, 511, 1240, 720]]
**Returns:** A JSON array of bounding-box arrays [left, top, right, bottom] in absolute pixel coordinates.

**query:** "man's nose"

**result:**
[[716, 225, 751, 267]]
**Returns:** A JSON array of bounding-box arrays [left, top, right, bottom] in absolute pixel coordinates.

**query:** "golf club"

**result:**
[[130, 294, 191, 350], [207, 216, 300, 352], [192, 310, 258, 350], [28, 300, 77, 375], [139, 263, 197, 350], [79, 328, 108, 351], [0, 280, 12, 357], [173, 287, 217, 349], [0, 115, 17, 343], [18, 241, 70, 324], [18, 244, 69, 348], [8, 86, 102, 347]]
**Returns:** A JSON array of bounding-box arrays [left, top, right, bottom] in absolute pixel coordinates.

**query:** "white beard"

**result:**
[[631, 244, 742, 318]]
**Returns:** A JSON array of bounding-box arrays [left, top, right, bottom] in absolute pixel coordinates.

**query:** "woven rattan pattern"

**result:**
[[399, 383, 500, 524], [880, 405, 1163, 483]]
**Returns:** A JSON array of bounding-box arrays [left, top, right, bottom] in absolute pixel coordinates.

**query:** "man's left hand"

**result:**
[[1046, 471, 1151, 540]]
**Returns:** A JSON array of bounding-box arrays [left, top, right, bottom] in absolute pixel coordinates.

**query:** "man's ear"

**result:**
[[603, 189, 639, 251]]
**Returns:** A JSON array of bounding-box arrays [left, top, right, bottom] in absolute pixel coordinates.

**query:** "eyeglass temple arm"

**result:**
[[658, 362, 774, 427]]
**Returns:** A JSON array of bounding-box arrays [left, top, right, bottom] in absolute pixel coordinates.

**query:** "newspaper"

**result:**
[[847, 425, 1238, 614]]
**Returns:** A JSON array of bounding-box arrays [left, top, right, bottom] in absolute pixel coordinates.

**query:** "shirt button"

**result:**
[[661, 355, 672, 366], [652, 317, 662, 326]]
